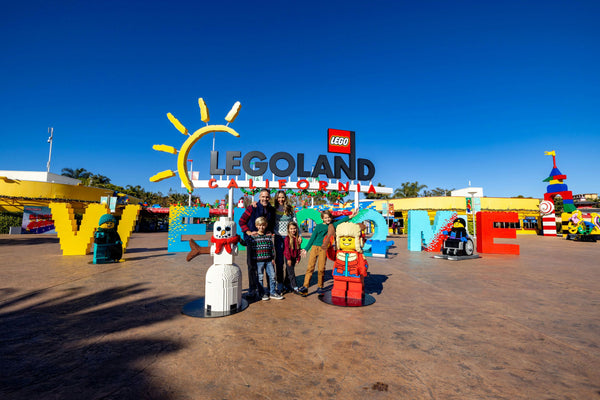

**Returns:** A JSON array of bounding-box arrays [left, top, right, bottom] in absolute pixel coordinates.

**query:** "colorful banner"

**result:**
[[22, 206, 56, 234]]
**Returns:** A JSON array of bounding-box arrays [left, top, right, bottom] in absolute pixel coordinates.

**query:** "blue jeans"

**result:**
[[274, 235, 285, 285], [257, 260, 277, 296]]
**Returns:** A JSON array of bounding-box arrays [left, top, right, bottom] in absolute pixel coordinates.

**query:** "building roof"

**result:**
[[0, 170, 82, 186]]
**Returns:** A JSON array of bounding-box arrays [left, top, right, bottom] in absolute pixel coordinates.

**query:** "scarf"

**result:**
[[210, 235, 240, 254]]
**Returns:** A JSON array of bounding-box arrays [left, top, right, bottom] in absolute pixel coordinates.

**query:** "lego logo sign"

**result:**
[[330, 136, 349, 146], [328, 129, 354, 155]]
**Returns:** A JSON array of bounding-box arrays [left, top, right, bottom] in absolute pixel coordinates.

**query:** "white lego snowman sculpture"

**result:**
[[204, 217, 242, 316]]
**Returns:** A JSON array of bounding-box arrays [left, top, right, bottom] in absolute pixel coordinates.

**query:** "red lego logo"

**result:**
[[328, 129, 352, 154]]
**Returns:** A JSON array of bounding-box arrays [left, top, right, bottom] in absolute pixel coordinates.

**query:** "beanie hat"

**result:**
[[98, 214, 116, 227]]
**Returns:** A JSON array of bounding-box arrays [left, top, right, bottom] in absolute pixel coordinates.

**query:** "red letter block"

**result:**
[[476, 211, 520, 255]]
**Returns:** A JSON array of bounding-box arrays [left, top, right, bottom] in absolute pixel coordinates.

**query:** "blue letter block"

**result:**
[[168, 206, 210, 253]]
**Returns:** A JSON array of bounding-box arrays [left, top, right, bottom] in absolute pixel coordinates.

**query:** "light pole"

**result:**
[[46, 127, 53, 173], [468, 190, 477, 238]]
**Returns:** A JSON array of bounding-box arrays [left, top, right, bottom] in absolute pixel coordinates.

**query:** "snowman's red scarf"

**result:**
[[210, 235, 240, 254]]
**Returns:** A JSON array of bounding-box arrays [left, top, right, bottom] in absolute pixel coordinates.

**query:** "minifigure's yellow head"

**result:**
[[335, 222, 363, 253], [453, 218, 466, 229], [100, 221, 114, 229], [98, 214, 116, 230], [339, 236, 356, 251]]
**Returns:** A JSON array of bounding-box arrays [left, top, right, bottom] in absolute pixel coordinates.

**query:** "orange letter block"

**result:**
[[476, 211, 520, 255]]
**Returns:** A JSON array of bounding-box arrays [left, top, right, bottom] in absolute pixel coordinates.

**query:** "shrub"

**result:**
[[0, 212, 23, 234]]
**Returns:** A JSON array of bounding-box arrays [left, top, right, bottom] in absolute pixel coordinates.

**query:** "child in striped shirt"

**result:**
[[250, 216, 283, 300]]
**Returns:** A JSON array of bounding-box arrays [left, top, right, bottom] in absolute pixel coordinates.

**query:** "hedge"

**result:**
[[0, 213, 23, 234]]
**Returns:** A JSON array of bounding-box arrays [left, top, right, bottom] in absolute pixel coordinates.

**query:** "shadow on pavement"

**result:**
[[0, 236, 60, 246], [298, 270, 388, 296], [125, 247, 169, 254], [0, 283, 194, 400]]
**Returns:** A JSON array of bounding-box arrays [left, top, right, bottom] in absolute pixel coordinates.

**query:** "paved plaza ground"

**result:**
[[1, 232, 599, 399]]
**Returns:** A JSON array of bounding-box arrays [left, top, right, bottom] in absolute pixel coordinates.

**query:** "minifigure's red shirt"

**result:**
[[333, 251, 367, 278]]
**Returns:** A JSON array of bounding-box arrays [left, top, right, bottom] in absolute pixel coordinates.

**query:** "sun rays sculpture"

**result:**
[[150, 98, 242, 192]]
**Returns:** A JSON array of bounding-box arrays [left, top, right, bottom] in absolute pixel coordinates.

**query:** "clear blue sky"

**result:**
[[2, 0, 598, 203]]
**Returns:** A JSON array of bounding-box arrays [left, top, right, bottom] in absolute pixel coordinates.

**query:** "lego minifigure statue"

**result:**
[[331, 222, 368, 305], [93, 214, 122, 263]]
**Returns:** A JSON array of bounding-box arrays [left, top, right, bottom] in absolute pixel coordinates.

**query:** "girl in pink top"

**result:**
[[283, 222, 302, 294]]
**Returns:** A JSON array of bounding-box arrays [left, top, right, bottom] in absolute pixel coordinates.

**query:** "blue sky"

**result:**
[[1, 0, 598, 203]]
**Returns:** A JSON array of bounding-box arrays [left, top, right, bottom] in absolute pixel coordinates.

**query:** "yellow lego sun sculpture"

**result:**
[[150, 98, 242, 192]]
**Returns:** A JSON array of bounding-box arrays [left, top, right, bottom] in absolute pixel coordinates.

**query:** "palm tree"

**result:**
[[125, 185, 145, 198], [89, 174, 111, 187], [167, 190, 189, 206], [61, 167, 91, 181], [393, 181, 428, 198]]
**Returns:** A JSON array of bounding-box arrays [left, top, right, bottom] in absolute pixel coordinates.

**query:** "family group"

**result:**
[[239, 188, 357, 301]]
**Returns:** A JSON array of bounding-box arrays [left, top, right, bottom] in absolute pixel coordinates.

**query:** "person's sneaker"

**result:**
[[316, 287, 325, 295], [270, 292, 284, 300], [261, 294, 270, 301], [298, 286, 308, 294]]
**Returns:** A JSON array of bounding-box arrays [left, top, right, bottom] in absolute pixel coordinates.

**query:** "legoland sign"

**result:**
[[210, 129, 373, 181], [151, 100, 391, 194], [327, 128, 353, 154], [201, 129, 390, 194]]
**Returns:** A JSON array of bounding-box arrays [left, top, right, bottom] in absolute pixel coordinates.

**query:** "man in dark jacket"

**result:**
[[238, 189, 276, 300]]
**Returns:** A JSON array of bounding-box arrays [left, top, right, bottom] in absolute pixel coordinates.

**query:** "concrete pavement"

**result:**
[[1, 233, 599, 399]]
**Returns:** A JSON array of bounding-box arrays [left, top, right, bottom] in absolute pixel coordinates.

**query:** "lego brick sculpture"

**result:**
[[296, 208, 323, 249], [168, 206, 210, 252], [407, 210, 457, 252], [117, 204, 141, 251], [476, 211, 520, 255], [93, 214, 123, 263], [50, 203, 141, 256], [441, 217, 475, 257], [539, 200, 557, 236], [543, 151, 576, 213], [203, 217, 243, 315], [50, 203, 109, 256], [331, 222, 368, 306], [352, 208, 393, 257], [564, 210, 600, 241]]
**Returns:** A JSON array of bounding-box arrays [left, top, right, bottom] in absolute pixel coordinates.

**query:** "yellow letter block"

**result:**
[[118, 204, 141, 252], [50, 203, 109, 255]]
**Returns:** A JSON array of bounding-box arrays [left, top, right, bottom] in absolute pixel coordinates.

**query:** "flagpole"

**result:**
[[46, 127, 54, 173]]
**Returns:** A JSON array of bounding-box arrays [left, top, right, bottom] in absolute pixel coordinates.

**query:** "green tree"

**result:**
[[61, 167, 91, 182], [553, 196, 564, 214], [393, 181, 428, 198], [89, 174, 111, 186], [0, 213, 23, 234], [124, 185, 145, 198]]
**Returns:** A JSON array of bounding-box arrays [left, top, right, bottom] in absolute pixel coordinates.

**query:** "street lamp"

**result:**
[[46, 127, 53, 173], [468, 190, 477, 238]]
